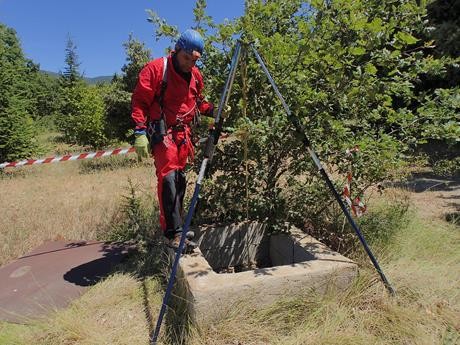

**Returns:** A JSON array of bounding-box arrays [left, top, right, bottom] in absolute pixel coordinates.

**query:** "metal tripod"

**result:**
[[150, 40, 394, 344]]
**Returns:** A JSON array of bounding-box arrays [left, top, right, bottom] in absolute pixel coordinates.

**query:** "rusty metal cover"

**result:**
[[0, 240, 134, 323]]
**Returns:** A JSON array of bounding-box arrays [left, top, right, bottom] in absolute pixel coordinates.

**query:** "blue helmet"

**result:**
[[176, 29, 204, 55]]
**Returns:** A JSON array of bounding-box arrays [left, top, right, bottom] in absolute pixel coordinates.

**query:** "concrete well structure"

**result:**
[[174, 222, 357, 326]]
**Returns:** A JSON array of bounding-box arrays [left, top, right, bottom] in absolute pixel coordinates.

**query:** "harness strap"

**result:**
[[153, 56, 200, 141], [158, 57, 168, 110]]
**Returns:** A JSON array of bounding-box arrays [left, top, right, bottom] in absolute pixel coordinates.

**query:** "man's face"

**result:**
[[176, 49, 201, 73]]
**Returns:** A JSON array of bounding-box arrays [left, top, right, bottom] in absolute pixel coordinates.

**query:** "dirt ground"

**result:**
[[397, 172, 460, 222]]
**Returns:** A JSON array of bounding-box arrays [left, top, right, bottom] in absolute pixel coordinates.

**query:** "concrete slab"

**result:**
[[0, 240, 133, 323], [177, 222, 357, 327]]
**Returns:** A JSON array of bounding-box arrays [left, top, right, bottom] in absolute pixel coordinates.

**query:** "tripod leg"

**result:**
[[249, 43, 395, 296]]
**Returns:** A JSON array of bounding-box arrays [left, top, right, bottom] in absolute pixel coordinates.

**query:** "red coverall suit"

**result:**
[[131, 53, 213, 237]]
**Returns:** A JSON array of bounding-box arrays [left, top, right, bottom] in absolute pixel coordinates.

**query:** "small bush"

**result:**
[[433, 157, 460, 177], [97, 179, 159, 247], [358, 195, 410, 248], [57, 84, 110, 149], [304, 191, 410, 255]]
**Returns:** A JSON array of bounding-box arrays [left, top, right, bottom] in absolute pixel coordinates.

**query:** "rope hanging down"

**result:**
[[342, 146, 367, 218], [342, 172, 367, 218]]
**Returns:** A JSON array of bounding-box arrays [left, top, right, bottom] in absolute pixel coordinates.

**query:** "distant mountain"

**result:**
[[40, 70, 113, 85], [84, 75, 114, 84], [41, 70, 60, 78]]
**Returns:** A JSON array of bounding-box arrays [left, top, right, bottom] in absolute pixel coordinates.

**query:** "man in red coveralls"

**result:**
[[131, 29, 214, 248]]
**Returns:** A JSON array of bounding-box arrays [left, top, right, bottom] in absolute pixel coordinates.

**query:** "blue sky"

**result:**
[[0, 0, 244, 77]]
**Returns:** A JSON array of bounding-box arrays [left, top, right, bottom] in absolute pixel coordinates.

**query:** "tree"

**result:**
[[104, 34, 152, 141], [148, 0, 459, 249], [31, 72, 60, 119], [413, 0, 460, 165], [57, 36, 108, 148], [121, 34, 152, 92], [426, 0, 460, 57], [62, 35, 82, 87], [0, 23, 40, 162]]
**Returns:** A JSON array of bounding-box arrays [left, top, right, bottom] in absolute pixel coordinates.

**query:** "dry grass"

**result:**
[[188, 213, 459, 345], [0, 153, 459, 345], [0, 156, 156, 266], [0, 274, 165, 345]]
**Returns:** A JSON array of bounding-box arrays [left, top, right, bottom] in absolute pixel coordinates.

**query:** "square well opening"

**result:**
[[179, 222, 357, 327], [194, 222, 317, 274]]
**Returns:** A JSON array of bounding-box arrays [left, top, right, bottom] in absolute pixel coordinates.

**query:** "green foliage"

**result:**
[[103, 82, 132, 141], [97, 179, 158, 247], [146, 10, 179, 44], [104, 35, 152, 141], [416, 87, 460, 144], [426, 0, 460, 57], [0, 23, 41, 162], [432, 156, 460, 177], [145, 0, 434, 239], [143, 0, 458, 248], [185, 1, 422, 231], [31, 72, 60, 118], [71, 85, 108, 147], [120, 34, 152, 92], [56, 38, 109, 148], [61, 36, 81, 88], [58, 82, 109, 148]]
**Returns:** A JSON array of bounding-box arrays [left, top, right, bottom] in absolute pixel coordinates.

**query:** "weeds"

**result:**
[[358, 192, 410, 249], [79, 154, 142, 174], [0, 167, 31, 179], [445, 211, 460, 226], [304, 189, 411, 256], [433, 157, 460, 177], [97, 178, 159, 247]]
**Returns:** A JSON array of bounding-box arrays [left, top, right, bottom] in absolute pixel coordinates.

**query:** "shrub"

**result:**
[[97, 179, 159, 247], [433, 157, 460, 177], [57, 84, 109, 148]]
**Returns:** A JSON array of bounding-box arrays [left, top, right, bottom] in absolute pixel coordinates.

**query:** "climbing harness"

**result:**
[[150, 40, 395, 344], [147, 56, 202, 147], [146, 57, 168, 145]]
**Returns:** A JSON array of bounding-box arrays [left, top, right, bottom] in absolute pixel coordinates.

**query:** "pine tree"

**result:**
[[57, 36, 108, 148], [104, 35, 152, 140], [62, 35, 82, 87], [0, 24, 40, 162]]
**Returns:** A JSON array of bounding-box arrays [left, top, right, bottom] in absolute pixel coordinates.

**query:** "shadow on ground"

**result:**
[[387, 172, 460, 193]]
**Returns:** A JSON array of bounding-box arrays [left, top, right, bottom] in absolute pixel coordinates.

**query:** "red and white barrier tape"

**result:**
[[0, 147, 136, 169], [342, 146, 366, 217], [342, 172, 367, 217]]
